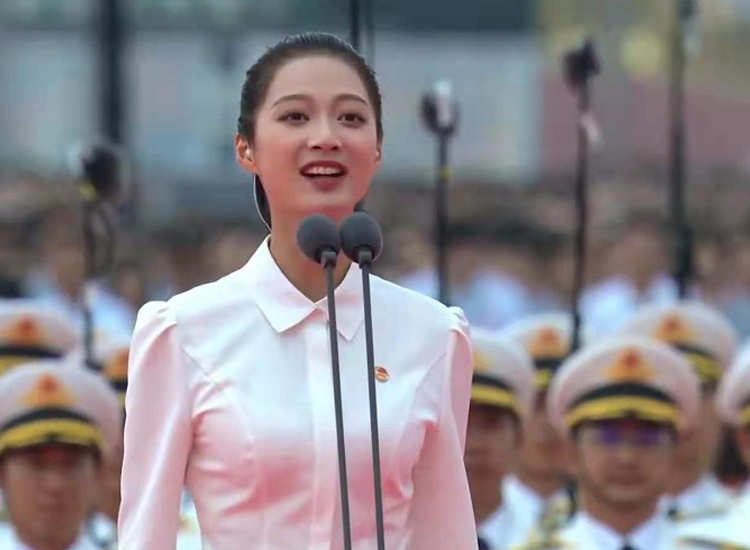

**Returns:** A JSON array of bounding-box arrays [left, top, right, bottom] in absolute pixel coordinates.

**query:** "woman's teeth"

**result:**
[[303, 166, 343, 176]]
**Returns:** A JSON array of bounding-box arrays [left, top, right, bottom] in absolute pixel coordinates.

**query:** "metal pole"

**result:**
[[571, 81, 591, 352], [349, 0, 361, 51], [436, 136, 450, 305], [669, 0, 695, 299], [98, 0, 125, 143]]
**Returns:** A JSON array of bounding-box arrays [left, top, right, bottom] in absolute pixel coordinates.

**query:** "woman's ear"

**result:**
[[235, 135, 257, 173]]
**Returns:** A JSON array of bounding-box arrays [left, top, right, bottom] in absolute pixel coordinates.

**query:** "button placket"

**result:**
[[306, 309, 340, 549]]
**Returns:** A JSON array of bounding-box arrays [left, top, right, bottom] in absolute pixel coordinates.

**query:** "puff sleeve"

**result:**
[[407, 307, 477, 550], [118, 301, 194, 549]]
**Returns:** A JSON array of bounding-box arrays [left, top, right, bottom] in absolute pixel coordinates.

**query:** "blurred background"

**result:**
[[1, 0, 750, 513], [2, 0, 750, 337]]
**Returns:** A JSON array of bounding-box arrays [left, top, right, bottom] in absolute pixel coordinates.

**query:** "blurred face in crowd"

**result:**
[[465, 403, 520, 501], [572, 419, 675, 511], [516, 393, 567, 490], [98, 439, 123, 522], [112, 262, 148, 311], [728, 236, 750, 286], [614, 223, 667, 285], [0, 444, 101, 550], [670, 388, 723, 489], [735, 426, 750, 471], [237, 55, 382, 225], [43, 232, 86, 297], [449, 239, 483, 287]]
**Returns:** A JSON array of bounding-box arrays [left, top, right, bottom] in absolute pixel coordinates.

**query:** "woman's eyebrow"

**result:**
[[271, 93, 368, 108]]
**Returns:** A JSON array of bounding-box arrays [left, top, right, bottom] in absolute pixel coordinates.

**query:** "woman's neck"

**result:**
[[269, 217, 351, 302]]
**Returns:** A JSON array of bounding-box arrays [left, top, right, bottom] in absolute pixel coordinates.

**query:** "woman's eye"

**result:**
[[340, 113, 366, 123], [280, 112, 308, 122]]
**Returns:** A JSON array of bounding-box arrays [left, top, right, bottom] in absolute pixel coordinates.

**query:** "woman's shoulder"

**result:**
[[164, 270, 255, 326], [133, 272, 256, 353], [370, 275, 468, 336]]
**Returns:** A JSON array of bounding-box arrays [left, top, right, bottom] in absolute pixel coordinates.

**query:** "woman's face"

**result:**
[[237, 55, 381, 224]]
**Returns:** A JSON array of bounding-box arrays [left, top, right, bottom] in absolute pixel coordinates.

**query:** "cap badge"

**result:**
[[655, 314, 693, 346], [530, 327, 567, 359], [6, 317, 43, 347], [106, 349, 129, 380], [23, 374, 75, 408], [606, 349, 655, 382]]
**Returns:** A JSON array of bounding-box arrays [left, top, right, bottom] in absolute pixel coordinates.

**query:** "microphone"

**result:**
[[340, 212, 385, 550], [420, 80, 459, 304], [68, 142, 129, 374], [297, 214, 341, 267], [70, 142, 129, 204], [420, 80, 458, 137], [340, 211, 383, 266], [296, 215, 353, 550]]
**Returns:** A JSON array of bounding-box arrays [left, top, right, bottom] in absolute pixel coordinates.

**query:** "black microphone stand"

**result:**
[[421, 83, 458, 306], [80, 188, 98, 368], [357, 252, 385, 550], [349, 0, 361, 51], [299, 215, 354, 550], [76, 148, 122, 370], [670, 0, 697, 299], [321, 247, 354, 550], [563, 39, 600, 353], [340, 212, 385, 549]]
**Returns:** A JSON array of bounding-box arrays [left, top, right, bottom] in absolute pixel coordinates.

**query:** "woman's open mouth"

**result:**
[[300, 161, 348, 190]]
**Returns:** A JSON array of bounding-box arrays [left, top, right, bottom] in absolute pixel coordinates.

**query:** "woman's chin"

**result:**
[[300, 188, 362, 216]]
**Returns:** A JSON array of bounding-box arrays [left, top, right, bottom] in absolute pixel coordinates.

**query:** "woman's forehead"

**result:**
[[264, 56, 369, 104]]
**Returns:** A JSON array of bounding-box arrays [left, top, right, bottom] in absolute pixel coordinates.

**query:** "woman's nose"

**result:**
[[308, 118, 341, 151]]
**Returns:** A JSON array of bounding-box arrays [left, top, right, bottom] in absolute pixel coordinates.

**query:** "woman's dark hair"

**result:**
[[237, 32, 382, 229]]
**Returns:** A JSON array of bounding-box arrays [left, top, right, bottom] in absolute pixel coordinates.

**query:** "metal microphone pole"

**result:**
[[359, 252, 385, 550], [349, 0, 361, 51], [73, 144, 126, 369], [670, 0, 697, 299], [323, 251, 353, 550], [297, 216, 353, 550], [421, 81, 458, 305], [340, 212, 385, 550], [563, 39, 600, 352]]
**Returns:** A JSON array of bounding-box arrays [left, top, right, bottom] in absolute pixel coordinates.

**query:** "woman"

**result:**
[[118, 32, 476, 550]]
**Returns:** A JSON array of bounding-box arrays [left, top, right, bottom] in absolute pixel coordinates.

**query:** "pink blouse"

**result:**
[[118, 239, 477, 549]]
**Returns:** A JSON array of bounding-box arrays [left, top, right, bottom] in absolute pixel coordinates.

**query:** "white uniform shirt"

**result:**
[[87, 513, 117, 549], [0, 523, 99, 549], [503, 476, 569, 533], [478, 499, 533, 550], [580, 275, 678, 336], [675, 491, 750, 549], [177, 492, 203, 550], [550, 511, 677, 550], [659, 474, 733, 520], [118, 239, 477, 550]]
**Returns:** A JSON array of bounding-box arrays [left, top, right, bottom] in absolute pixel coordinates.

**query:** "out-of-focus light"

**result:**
[[621, 27, 664, 79]]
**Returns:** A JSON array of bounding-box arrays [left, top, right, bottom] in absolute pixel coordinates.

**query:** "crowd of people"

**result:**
[[0, 185, 749, 548]]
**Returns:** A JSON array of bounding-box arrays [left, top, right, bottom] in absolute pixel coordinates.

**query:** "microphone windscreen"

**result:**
[[297, 215, 341, 264], [73, 143, 127, 203], [340, 212, 383, 263], [420, 80, 458, 135]]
